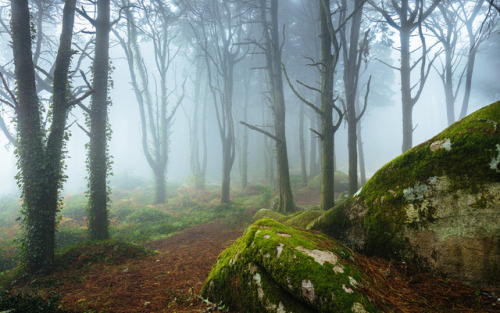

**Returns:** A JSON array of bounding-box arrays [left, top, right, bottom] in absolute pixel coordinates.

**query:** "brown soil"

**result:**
[[293, 188, 321, 206], [21, 221, 243, 313]]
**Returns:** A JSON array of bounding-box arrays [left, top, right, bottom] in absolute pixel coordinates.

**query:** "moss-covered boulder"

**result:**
[[201, 218, 379, 312], [312, 102, 500, 289], [253, 209, 287, 222], [254, 209, 325, 230], [284, 210, 325, 229]]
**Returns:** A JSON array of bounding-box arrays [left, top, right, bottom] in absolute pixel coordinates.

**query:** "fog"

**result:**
[[0, 0, 499, 199]]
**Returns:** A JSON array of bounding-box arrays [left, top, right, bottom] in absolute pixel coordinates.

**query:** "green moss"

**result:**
[[284, 210, 325, 229], [202, 219, 379, 312], [314, 102, 500, 260], [253, 209, 287, 222], [359, 102, 499, 203]]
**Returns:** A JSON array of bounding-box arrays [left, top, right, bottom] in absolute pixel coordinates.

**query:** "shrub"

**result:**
[[59, 194, 87, 221], [256, 184, 274, 208], [125, 208, 172, 225], [0, 290, 68, 313], [55, 226, 87, 252]]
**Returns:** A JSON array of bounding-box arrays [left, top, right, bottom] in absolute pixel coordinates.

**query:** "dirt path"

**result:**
[[55, 221, 243, 312]]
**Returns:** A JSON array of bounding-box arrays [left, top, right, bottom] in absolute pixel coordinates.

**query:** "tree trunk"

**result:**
[[221, 138, 233, 204], [11, 0, 76, 273], [400, 25, 413, 153], [459, 37, 477, 119], [239, 73, 251, 191], [443, 45, 456, 125], [319, 0, 335, 211], [356, 101, 367, 186], [88, 0, 110, 241], [299, 105, 307, 186], [309, 114, 319, 178], [153, 166, 166, 204], [264, 0, 294, 212], [342, 0, 364, 195]]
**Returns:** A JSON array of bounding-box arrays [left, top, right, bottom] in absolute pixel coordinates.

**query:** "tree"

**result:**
[[370, 0, 440, 152], [7, 0, 81, 272], [284, 0, 344, 211], [241, 0, 295, 212], [188, 56, 208, 190], [77, 0, 112, 240], [188, 0, 248, 204], [115, 0, 185, 204], [490, 0, 500, 14], [339, 0, 370, 194], [427, 0, 498, 125], [237, 68, 252, 192]]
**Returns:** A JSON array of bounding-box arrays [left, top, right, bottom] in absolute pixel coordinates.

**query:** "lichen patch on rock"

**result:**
[[430, 138, 452, 152], [489, 143, 500, 172], [301, 279, 315, 303], [296, 246, 340, 267]]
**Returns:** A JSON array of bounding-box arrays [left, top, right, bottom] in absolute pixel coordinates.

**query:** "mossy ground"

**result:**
[[202, 218, 378, 312]]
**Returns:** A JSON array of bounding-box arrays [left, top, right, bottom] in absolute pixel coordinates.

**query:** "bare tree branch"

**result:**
[[240, 121, 283, 143]]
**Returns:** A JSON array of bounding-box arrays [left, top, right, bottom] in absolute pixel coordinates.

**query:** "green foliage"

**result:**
[[58, 239, 151, 270], [125, 207, 172, 225], [0, 196, 21, 228], [0, 246, 19, 274], [256, 184, 273, 208], [307, 175, 321, 191], [55, 226, 87, 252], [0, 290, 69, 313], [58, 194, 86, 221], [289, 174, 304, 190]]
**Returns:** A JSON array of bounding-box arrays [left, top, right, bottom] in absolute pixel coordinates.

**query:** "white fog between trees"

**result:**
[[0, 0, 499, 199]]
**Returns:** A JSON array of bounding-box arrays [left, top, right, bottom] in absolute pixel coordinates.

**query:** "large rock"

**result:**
[[311, 102, 500, 289], [254, 209, 325, 229], [201, 218, 379, 312]]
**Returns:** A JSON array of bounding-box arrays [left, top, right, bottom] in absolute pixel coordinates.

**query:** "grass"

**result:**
[[0, 182, 260, 276]]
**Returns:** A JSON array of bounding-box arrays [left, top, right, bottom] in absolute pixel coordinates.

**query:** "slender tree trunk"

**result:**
[[320, 0, 335, 211], [342, 0, 364, 195], [309, 114, 320, 178], [88, 0, 110, 240], [220, 69, 236, 204], [239, 73, 251, 191], [400, 25, 413, 153], [299, 105, 307, 186], [443, 46, 456, 125], [221, 138, 233, 204], [355, 100, 367, 186], [459, 41, 477, 119], [263, 0, 294, 212], [190, 61, 206, 189]]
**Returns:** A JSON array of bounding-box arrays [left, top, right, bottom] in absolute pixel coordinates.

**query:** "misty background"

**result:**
[[0, 0, 499, 197]]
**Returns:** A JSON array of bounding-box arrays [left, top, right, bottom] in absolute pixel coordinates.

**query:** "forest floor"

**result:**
[[2, 190, 499, 312]]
